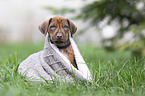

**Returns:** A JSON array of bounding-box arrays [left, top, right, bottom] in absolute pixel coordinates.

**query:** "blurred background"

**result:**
[[0, 0, 95, 43], [1, 1, 145, 95], [0, 0, 145, 59]]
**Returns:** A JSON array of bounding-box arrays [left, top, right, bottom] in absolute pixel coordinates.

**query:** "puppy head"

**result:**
[[39, 16, 77, 46]]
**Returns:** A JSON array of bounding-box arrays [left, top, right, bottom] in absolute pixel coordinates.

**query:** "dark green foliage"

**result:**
[[78, 0, 145, 34], [77, 0, 145, 59]]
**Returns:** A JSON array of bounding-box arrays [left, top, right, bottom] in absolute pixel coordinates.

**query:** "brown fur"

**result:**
[[39, 16, 78, 69]]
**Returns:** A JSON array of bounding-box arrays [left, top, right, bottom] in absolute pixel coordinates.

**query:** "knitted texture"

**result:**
[[18, 34, 92, 83]]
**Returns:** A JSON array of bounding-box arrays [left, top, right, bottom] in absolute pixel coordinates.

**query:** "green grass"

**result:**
[[0, 43, 144, 96]]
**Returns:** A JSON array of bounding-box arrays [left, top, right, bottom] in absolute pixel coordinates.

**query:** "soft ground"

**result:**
[[0, 43, 144, 96]]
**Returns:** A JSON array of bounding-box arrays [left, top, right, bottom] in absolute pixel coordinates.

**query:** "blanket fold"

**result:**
[[18, 33, 92, 83]]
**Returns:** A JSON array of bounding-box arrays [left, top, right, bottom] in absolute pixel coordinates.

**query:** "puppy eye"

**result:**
[[50, 25, 56, 30], [63, 26, 68, 30]]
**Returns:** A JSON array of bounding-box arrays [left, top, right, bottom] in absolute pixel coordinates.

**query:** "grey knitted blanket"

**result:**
[[18, 34, 92, 83]]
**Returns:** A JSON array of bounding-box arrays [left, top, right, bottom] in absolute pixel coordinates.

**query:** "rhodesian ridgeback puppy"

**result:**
[[39, 16, 78, 69]]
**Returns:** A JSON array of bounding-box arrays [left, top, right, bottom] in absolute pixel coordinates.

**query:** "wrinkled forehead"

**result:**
[[50, 17, 68, 25]]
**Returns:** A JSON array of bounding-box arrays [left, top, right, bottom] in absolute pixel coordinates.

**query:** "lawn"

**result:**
[[0, 43, 144, 96]]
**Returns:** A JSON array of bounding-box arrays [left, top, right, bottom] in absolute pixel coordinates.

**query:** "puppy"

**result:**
[[39, 16, 78, 69]]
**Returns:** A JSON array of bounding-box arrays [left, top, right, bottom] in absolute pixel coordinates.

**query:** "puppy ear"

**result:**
[[67, 19, 77, 37], [39, 18, 52, 35]]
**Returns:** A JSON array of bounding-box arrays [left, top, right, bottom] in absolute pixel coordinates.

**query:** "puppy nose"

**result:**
[[56, 33, 63, 38]]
